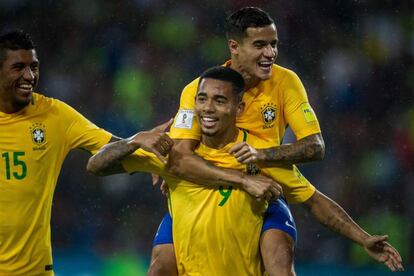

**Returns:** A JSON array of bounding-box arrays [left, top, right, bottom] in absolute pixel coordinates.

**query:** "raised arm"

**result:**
[[87, 120, 174, 176], [304, 190, 404, 272], [167, 139, 282, 200]]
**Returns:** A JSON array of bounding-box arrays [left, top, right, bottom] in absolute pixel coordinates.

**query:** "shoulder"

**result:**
[[270, 64, 301, 84], [181, 77, 200, 98]]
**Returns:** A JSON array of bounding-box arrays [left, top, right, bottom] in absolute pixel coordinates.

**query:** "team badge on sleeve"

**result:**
[[30, 123, 46, 145], [174, 109, 194, 129], [301, 103, 317, 123]]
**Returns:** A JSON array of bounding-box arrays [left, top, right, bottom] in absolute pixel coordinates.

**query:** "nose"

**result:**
[[23, 67, 35, 81], [264, 44, 276, 59], [203, 99, 215, 113]]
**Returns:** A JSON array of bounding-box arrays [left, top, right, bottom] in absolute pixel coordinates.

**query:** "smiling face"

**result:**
[[229, 24, 278, 84], [195, 78, 243, 142], [0, 49, 39, 113]]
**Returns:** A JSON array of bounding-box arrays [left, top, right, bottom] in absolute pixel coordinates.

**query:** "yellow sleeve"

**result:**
[[169, 78, 201, 140], [58, 100, 112, 153], [121, 148, 165, 175], [281, 70, 321, 140], [262, 165, 315, 204]]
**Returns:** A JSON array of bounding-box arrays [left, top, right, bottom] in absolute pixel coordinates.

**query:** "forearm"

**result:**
[[167, 146, 245, 187], [305, 191, 370, 246], [259, 133, 325, 166], [87, 137, 138, 175]]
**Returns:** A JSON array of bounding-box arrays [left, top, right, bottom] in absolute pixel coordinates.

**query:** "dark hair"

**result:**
[[198, 66, 245, 98], [225, 7, 274, 40], [0, 30, 35, 65]]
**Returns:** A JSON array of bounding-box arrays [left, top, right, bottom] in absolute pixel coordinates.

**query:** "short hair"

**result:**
[[198, 66, 245, 99], [225, 7, 274, 40], [0, 30, 35, 65]]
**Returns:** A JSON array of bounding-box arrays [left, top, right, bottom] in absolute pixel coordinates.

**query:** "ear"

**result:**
[[228, 39, 239, 55], [236, 101, 245, 117]]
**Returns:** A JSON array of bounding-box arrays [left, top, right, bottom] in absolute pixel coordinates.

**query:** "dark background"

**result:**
[[1, 0, 413, 275]]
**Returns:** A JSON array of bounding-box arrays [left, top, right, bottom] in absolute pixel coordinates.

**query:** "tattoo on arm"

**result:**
[[87, 138, 136, 175], [261, 133, 324, 166]]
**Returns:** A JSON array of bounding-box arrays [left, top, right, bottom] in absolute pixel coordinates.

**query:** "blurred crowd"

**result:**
[[1, 0, 413, 271]]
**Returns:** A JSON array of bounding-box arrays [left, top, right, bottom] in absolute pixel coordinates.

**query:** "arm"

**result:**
[[167, 139, 282, 200], [304, 190, 404, 271], [230, 133, 325, 166], [258, 132, 325, 166], [87, 120, 174, 176]]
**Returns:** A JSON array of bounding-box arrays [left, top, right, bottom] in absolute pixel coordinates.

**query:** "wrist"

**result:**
[[127, 134, 143, 151], [256, 149, 266, 162]]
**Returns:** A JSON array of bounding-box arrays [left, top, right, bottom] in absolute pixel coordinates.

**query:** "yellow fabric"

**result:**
[[0, 93, 112, 276], [122, 129, 316, 275], [170, 62, 321, 144]]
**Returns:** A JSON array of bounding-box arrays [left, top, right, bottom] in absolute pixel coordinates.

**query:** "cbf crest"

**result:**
[[261, 103, 277, 129], [29, 123, 46, 146]]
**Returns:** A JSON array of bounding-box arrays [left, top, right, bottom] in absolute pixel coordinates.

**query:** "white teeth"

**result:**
[[202, 117, 216, 122], [18, 84, 32, 90], [258, 61, 272, 67]]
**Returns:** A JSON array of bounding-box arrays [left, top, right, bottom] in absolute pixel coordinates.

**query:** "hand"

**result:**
[[241, 174, 283, 202], [363, 235, 404, 272], [229, 142, 264, 164], [132, 119, 174, 163]]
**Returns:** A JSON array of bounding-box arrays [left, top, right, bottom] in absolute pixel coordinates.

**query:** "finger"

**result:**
[[384, 245, 402, 262], [264, 191, 272, 202], [269, 186, 280, 200], [229, 142, 247, 154], [384, 257, 397, 272], [232, 147, 250, 158], [236, 152, 254, 163], [152, 174, 160, 186], [389, 255, 404, 272], [153, 118, 174, 132]]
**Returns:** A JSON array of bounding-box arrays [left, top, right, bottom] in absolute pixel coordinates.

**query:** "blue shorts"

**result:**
[[153, 198, 297, 246]]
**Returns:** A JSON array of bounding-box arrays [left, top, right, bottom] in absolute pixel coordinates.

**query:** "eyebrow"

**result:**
[[253, 39, 278, 44]]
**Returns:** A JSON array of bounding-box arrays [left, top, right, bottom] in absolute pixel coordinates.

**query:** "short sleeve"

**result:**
[[282, 71, 321, 140], [263, 165, 316, 204], [121, 148, 165, 175], [169, 78, 201, 141], [58, 100, 112, 154]]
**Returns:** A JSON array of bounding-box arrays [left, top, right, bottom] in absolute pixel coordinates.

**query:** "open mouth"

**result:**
[[257, 60, 273, 72], [200, 116, 218, 128], [17, 83, 33, 95]]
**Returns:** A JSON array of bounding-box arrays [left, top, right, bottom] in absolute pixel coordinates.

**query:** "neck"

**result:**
[[230, 58, 261, 90], [201, 125, 239, 149], [0, 100, 25, 114]]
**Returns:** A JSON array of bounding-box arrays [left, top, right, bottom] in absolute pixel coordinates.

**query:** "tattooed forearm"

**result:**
[[305, 191, 369, 245], [87, 138, 137, 175], [260, 133, 325, 166]]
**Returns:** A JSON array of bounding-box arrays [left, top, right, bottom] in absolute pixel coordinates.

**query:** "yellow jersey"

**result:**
[[170, 61, 321, 145], [0, 93, 112, 276], [122, 129, 315, 275]]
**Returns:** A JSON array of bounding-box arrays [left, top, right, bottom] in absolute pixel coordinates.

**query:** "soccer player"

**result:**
[[150, 7, 404, 276], [87, 66, 403, 274], [0, 30, 173, 275], [151, 7, 324, 276]]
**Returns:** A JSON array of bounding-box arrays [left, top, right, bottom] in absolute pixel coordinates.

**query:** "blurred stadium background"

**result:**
[[1, 0, 413, 275]]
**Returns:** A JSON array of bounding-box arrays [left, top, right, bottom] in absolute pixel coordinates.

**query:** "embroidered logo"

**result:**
[[261, 103, 277, 128], [29, 123, 46, 148]]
